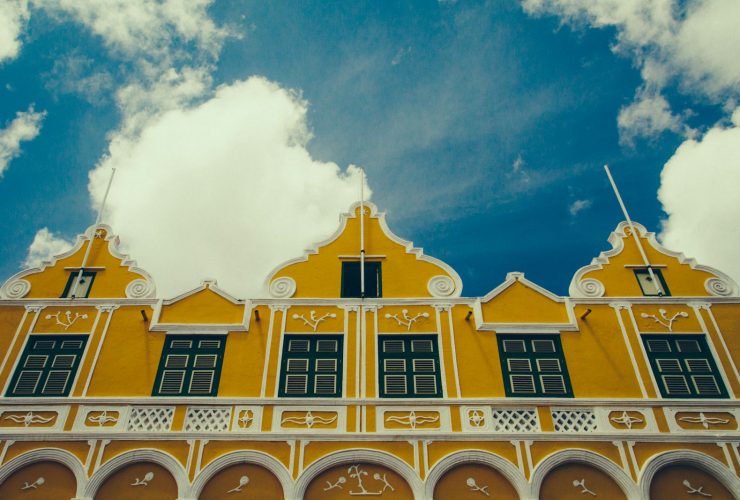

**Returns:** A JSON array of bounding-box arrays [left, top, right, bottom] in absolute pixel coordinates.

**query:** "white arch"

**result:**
[[295, 448, 424, 500], [188, 450, 293, 499], [0, 447, 87, 498], [639, 449, 740, 499], [424, 450, 528, 499], [83, 448, 188, 499], [530, 448, 638, 499]]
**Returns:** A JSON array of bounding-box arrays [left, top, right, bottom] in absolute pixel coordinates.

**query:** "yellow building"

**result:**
[[0, 201, 737, 499]]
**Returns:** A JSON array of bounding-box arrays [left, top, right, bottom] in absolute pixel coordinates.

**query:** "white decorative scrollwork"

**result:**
[[384, 309, 430, 331], [323, 465, 395, 495], [610, 411, 643, 430], [131, 471, 154, 487], [572, 479, 596, 496], [640, 309, 689, 331], [269, 277, 296, 298], [683, 479, 712, 496], [281, 411, 336, 428], [466, 477, 490, 496], [679, 412, 730, 429], [1, 279, 31, 299], [21, 477, 45, 490], [87, 411, 118, 427], [3, 412, 54, 427], [575, 278, 605, 298], [427, 275, 456, 297], [238, 410, 254, 428], [292, 310, 336, 331], [125, 279, 156, 298], [385, 411, 439, 429], [227, 475, 250, 493], [705, 277, 734, 297], [45, 310, 88, 330], [468, 410, 486, 428]]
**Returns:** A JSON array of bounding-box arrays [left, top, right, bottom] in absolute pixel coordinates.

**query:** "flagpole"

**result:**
[[70, 168, 116, 298], [359, 168, 366, 299], [604, 164, 663, 295]]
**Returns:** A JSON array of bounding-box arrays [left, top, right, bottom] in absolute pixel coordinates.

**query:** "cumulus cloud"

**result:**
[[23, 228, 73, 268], [0, 105, 46, 176], [522, 0, 740, 137], [87, 77, 369, 298], [658, 107, 740, 283], [568, 198, 591, 216], [0, 0, 28, 63], [617, 87, 688, 146]]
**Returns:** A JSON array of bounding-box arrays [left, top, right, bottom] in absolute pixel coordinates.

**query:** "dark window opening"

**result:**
[[341, 261, 382, 298], [634, 269, 670, 297], [61, 271, 96, 298]]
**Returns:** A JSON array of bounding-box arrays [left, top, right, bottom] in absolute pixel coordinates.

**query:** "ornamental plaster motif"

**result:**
[[0, 278, 31, 299], [377, 406, 451, 433], [231, 406, 262, 432], [269, 277, 296, 298], [664, 407, 738, 433], [322, 465, 395, 496], [609, 411, 644, 430], [466, 477, 490, 496], [87, 411, 118, 426], [21, 477, 45, 490], [385, 411, 439, 429], [428, 275, 456, 297], [0, 407, 68, 432], [125, 278, 156, 298], [45, 310, 88, 330], [384, 309, 430, 331], [704, 277, 735, 296], [3, 412, 54, 427], [292, 310, 337, 331], [574, 278, 605, 298], [572, 478, 596, 496], [460, 406, 493, 432], [683, 479, 712, 497], [678, 412, 730, 429], [226, 475, 250, 493], [131, 471, 154, 486], [640, 309, 689, 331], [281, 411, 337, 429], [73, 406, 129, 432], [273, 406, 345, 433]]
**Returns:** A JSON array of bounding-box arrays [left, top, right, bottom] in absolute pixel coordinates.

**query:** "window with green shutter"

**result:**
[[278, 335, 343, 397], [497, 335, 573, 397], [61, 271, 96, 298], [642, 334, 728, 398], [634, 268, 670, 296], [378, 335, 442, 397], [152, 336, 226, 396], [6, 335, 88, 397]]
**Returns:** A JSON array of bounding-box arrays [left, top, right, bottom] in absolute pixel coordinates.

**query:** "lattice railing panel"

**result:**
[[184, 407, 231, 432], [490, 409, 539, 432], [126, 407, 174, 432], [551, 409, 597, 432]]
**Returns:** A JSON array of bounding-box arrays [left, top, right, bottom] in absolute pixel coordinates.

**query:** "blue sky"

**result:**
[[1, 0, 739, 298]]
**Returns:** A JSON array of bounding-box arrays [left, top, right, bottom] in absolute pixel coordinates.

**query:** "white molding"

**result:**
[[0, 405, 70, 433], [73, 406, 130, 432], [700, 305, 740, 388], [294, 448, 424, 500], [595, 407, 658, 433], [82, 306, 119, 396], [230, 406, 262, 433], [530, 448, 639, 499], [460, 405, 493, 432], [263, 201, 464, 298], [272, 405, 346, 433], [0, 307, 30, 382], [83, 448, 188, 498], [259, 307, 277, 398], [0, 447, 87, 498], [187, 449, 293, 499], [610, 303, 648, 398], [375, 406, 451, 433], [569, 221, 739, 298], [664, 406, 739, 433], [638, 449, 740, 499]]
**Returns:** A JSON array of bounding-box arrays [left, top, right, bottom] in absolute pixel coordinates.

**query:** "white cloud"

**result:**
[[0, 105, 46, 176], [0, 0, 28, 63], [568, 198, 591, 216], [23, 227, 73, 268], [658, 107, 740, 284], [87, 77, 369, 298], [617, 87, 687, 146]]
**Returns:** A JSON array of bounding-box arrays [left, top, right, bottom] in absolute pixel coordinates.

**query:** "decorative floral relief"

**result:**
[[468, 409, 486, 428], [385, 410, 439, 429], [227, 475, 250, 493], [292, 310, 337, 331], [572, 478, 596, 496], [87, 410, 118, 426], [45, 310, 88, 330], [678, 412, 730, 429], [640, 309, 689, 331], [131, 471, 154, 487], [466, 477, 490, 496], [3, 412, 55, 427], [323, 465, 395, 496], [281, 411, 337, 428], [21, 477, 45, 490], [609, 411, 644, 430], [384, 309, 430, 331], [683, 479, 712, 496], [237, 409, 254, 428]]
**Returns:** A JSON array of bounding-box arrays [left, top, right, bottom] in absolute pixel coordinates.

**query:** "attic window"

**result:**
[[61, 271, 96, 298], [341, 261, 382, 298], [634, 268, 670, 297]]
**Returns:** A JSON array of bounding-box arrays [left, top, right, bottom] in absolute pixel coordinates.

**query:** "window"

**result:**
[[61, 271, 96, 298], [278, 335, 343, 397], [643, 335, 728, 398], [498, 335, 573, 397], [378, 335, 442, 397], [341, 261, 382, 298], [6, 335, 88, 397], [634, 268, 669, 296], [152, 336, 226, 396]]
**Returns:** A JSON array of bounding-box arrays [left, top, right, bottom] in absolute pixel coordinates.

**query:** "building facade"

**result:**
[[0, 201, 737, 499]]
